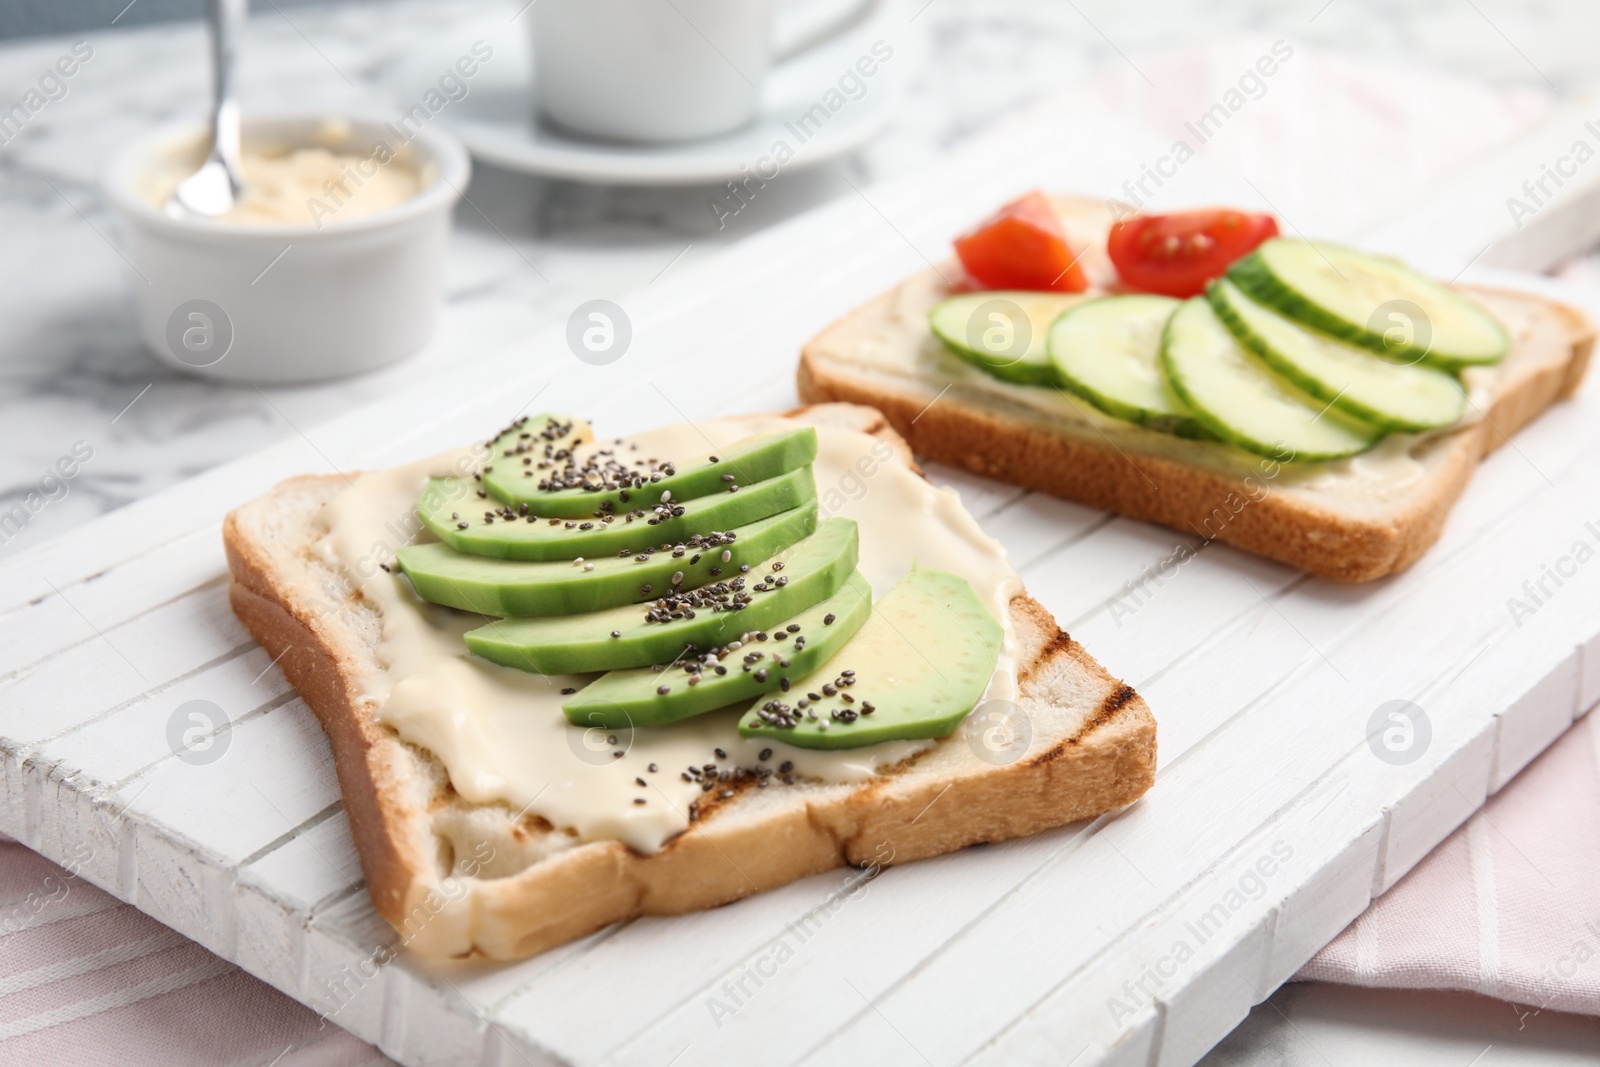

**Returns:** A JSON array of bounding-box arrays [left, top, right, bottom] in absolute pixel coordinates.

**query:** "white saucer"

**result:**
[[389, 10, 898, 186]]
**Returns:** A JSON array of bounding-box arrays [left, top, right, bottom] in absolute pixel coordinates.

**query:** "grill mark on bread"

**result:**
[[1094, 683, 1138, 726], [1029, 681, 1138, 764], [1019, 628, 1075, 683], [1077, 683, 1138, 742], [516, 815, 555, 839], [1011, 627, 1075, 684]]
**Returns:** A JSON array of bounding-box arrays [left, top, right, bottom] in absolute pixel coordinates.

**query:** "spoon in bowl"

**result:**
[[166, 0, 249, 219]]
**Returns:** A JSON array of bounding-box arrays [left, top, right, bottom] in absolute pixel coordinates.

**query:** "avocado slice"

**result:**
[[417, 466, 816, 561], [561, 570, 872, 727], [486, 413, 592, 458], [464, 519, 859, 674], [395, 501, 819, 617], [484, 425, 818, 518], [737, 568, 1003, 750]]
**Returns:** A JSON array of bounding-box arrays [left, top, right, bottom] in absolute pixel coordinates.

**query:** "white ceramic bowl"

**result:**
[[102, 113, 470, 383]]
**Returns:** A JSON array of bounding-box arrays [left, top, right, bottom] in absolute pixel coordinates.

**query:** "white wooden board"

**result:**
[[5, 93, 1600, 1067]]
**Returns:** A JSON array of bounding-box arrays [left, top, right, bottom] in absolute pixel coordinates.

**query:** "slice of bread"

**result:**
[[798, 196, 1596, 581], [223, 403, 1156, 960]]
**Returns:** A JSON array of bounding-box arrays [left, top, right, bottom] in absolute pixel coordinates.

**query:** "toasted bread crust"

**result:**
[[225, 506, 432, 923], [797, 288, 1595, 582], [222, 407, 1156, 959], [447, 595, 1155, 959]]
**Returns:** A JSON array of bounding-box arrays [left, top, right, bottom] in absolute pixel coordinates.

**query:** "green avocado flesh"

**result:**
[[738, 568, 1003, 749], [464, 519, 859, 674], [395, 502, 818, 617], [418, 466, 817, 561], [561, 570, 873, 728], [483, 425, 818, 517]]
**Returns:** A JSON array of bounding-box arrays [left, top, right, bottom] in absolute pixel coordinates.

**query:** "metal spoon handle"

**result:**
[[206, 0, 248, 186]]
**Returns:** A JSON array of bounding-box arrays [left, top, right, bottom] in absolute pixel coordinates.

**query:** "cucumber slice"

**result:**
[[1208, 279, 1466, 433], [1046, 294, 1208, 437], [1161, 297, 1382, 462], [928, 291, 1083, 385], [1229, 238, 1509, 368]]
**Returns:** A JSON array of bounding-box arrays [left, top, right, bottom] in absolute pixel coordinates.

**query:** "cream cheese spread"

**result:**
[[144, 121, 424, 226], [317, 416, 1021, 854]]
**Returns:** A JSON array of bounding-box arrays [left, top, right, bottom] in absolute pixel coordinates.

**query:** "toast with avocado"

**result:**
[[798, 194, 1596, 581], [222, 402, 1156, 960]]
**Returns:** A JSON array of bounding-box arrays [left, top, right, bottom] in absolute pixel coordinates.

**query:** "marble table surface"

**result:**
[[3, 0, 1599, 1063]]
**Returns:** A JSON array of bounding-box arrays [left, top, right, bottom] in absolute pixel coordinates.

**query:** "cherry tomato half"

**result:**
[[1107, 210, 1279, 297], [953, 191, 1089, 293]]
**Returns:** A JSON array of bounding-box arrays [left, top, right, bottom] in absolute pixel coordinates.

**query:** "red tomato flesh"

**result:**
[[953, 191, 1088, 293], [1107, 210, 1279, 297]]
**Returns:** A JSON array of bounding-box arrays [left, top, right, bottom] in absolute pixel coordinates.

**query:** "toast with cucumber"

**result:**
[[798, 194, 1595, 581], [223, 402, 1156, 962]]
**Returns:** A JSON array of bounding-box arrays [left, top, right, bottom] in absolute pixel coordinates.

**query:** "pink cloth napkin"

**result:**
[[1297, 710, 1600, 1015], [0, 834, 389, 1065]]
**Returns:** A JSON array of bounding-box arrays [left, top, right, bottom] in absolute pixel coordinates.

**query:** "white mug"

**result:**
[[532, 0, 876, 144]]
